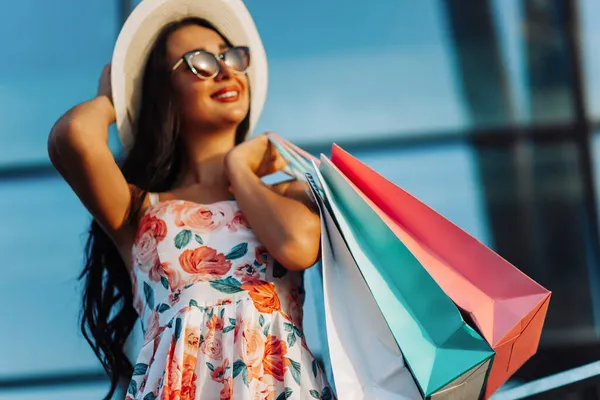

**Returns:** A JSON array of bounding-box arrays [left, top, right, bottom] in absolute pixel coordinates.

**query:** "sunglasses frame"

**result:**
[[171, 46, 250, 80]]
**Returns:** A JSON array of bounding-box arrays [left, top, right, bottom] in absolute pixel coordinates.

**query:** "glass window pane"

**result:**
[[522, 1, 575, 124], [579, 0, 600, 120], [491, 0, 529, 123], [243, 0, 469, 142], [0, 0, 120, 167], [348, 144, 492, 245], [0, 383, 110, 400], [0, 177, 100, 376]]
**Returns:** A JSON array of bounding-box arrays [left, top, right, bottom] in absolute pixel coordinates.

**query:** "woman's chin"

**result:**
[[188, 103, 249, 131], [215, 109, 249, 126]]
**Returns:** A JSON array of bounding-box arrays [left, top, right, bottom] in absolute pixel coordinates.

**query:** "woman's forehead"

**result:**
[[167, 25, 228, 58]]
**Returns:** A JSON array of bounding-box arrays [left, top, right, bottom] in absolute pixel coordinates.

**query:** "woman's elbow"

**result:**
[[276, 221, 321, 271]]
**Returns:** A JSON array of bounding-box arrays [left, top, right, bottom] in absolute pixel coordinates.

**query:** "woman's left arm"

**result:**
[[225, 134, 320, 272]]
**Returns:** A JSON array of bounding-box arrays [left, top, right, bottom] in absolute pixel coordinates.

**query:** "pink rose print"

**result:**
[[162, 338, 182, 398], [286, 288, 305, 328], [249, 374, 277, 400], [137, 214, 168, 242], [201, 333, 223, 360], [151, 335, 162, 364], [134, 215, 167, 275], [179, 246, 232, 281], [130, 271, 144, 316], [184, 327, 201, 356], [173, 202, 231, 233], [162, 262, 183, 291], [139, 374, 148, 393], [207, 314, 225, 333], [227, 210, 250, 231], [234, 263, 261, 283], [168, 289, 183, 306], [147, 261, 166, 283], [220, 377, 233, 400], [134, 231, 161, 277], [241, 322, 265, 381], [210, 358, 229, 383], [255, 246, 269, 266], [234, 316, 243, 343], [144, 311, 165, 344], [180, 360, 198, 399]]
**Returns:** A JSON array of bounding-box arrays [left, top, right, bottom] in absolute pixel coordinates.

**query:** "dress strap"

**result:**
[[147, 192, 159, 206]]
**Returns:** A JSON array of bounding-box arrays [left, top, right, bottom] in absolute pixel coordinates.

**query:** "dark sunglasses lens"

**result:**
[[189, 52, 218, 78], [224, 47, 250, 72]]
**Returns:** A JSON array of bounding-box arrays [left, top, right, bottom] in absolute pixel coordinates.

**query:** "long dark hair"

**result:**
[[80, 17, 250, 399]]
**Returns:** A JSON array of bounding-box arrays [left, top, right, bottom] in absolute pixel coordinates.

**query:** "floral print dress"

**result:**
[[125, 193, 333, 400]]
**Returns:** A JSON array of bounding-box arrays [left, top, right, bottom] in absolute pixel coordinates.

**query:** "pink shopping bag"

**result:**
[[330, 144, 551, 398]]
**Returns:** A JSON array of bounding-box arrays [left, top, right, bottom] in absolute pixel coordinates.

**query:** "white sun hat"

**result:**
[[111, 0, 268, 150]]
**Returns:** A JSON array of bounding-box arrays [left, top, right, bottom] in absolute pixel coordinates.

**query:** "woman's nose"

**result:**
[[214, 59, 233, 81]]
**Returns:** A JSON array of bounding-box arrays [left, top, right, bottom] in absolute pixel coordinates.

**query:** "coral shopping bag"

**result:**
[[330, 145, 551, 397]]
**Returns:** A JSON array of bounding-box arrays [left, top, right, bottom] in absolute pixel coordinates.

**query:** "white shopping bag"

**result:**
[[306, 171, 422, 400]]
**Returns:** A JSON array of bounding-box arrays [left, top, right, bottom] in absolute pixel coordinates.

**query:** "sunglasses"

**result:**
[[171, 46, 250, 80]]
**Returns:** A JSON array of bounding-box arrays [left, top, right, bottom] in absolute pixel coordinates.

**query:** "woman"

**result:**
[[47, 1, 332, 399]]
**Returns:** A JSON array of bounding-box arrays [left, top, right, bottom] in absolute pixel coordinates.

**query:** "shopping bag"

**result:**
[[302, 261, 336, 394], [313, 157, 495, 399], [329, 145, 551, 397], [306, 173, 422, 400], [269, 134, 421, 398], [268, 134, 495, 398]]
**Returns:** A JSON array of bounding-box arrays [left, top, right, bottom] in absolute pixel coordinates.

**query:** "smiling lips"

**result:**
[[211, 86, 241, 102]]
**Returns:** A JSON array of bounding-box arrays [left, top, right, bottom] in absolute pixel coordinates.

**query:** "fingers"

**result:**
[[101, 63, 111, 79], [255, 145, 290, 178], [272, 151, 289, 172], [97, 63, 113, 101], [268, 133, 292, 173], [266, 135, 289, 171]]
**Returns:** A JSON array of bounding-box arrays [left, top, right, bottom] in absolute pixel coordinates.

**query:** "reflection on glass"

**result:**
[[474, 138, 600, 381], [0, 177, 99, 376], [523, 0, 574, 123], [0, 383, 110, 400], [347, 144, 492, 245], [491, 0, 529, 123], [244, 0, 469, 142], [0, 0, 119, 167], [592, 133, 600, 228], [579, 0, 600, 119], [530, 141, 595, 344]]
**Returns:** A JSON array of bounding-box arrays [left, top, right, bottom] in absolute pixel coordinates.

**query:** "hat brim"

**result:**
[[111, 0, 268, 150]]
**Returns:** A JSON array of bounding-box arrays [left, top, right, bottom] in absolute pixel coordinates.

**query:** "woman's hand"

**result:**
[[224, 133, 288, 178], [95, 63, 116, 124], [224, 133, 320, 271], [97, 63, 113, 101]]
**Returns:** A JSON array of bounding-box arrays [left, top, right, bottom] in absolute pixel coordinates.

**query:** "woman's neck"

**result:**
[[176, 129, 237, 189]]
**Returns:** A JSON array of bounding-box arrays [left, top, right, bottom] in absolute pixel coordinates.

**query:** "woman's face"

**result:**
[[166, 24, 250, 133]]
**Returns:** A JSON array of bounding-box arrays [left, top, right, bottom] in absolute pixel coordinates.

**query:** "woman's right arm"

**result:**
[[47, 64, 138, 247]]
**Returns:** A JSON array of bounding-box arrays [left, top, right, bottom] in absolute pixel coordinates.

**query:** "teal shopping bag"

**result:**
[[314, 156, 495, 399]]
